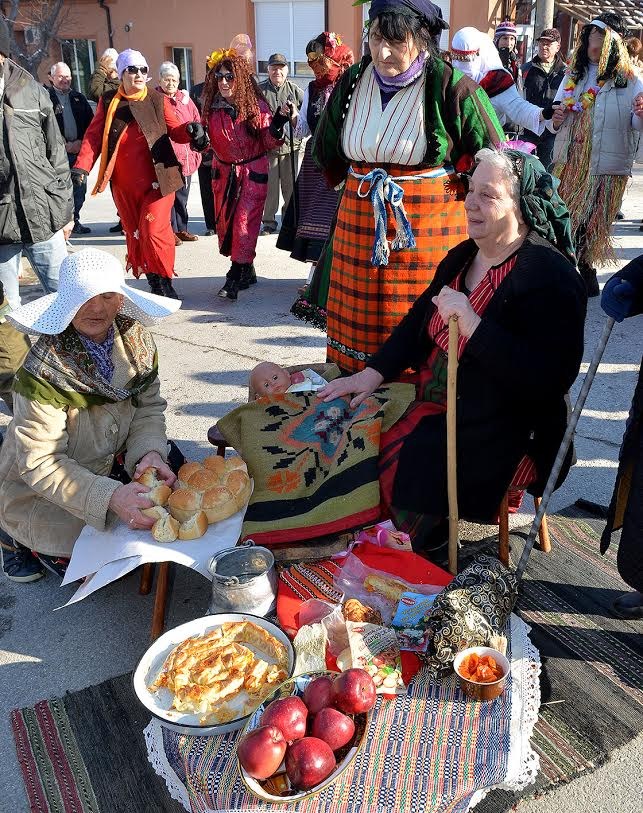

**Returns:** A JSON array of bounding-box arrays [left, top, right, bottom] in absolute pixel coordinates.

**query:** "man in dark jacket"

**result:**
[[258, 54, 304, 235], [600, 256, 643, 620], [0, 17, 72, 313], [190, 76, 216, 236], [47, 62, 94, 234], [522, 29, 566, 169]]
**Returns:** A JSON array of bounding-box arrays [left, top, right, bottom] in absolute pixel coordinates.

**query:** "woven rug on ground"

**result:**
[[10, 505, 643, 813], [475, 503, 643, 813]]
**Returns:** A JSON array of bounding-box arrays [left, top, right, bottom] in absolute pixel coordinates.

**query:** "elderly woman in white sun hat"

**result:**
[[0, 249, 183, 583]]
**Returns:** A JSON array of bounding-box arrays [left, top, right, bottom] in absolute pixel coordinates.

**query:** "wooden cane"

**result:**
[[447, 316, 459, 575]]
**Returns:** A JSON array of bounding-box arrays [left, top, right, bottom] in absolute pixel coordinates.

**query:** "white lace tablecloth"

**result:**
[[144, 614, 540, 813]]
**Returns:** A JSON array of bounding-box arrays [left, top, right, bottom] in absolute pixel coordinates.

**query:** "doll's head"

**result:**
[[249, 361, 292, 397]]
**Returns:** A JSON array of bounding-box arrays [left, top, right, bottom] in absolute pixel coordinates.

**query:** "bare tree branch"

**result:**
[[4, 0, 66, 77]]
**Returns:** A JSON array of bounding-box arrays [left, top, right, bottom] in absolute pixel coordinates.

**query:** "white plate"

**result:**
[[239, 671, 370, 802], [133, 613, 295, 736]]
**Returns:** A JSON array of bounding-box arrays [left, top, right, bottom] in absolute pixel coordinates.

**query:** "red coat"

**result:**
[[158, 88, 202, 177]]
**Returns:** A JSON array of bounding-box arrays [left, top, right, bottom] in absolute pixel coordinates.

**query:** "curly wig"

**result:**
[[570, 12, 633, 83], [202, 53, 264, 134]]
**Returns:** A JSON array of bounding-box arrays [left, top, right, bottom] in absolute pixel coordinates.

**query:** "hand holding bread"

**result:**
[[132, 457, 250, 543]]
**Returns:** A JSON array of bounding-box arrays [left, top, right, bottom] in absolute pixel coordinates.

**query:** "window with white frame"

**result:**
[[253, 0, 324, 76], [171, 47, 194, 90], [60, 39, 97, 97]]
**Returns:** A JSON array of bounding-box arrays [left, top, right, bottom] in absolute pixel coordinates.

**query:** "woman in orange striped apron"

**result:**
[[313, 0, 504, 374]]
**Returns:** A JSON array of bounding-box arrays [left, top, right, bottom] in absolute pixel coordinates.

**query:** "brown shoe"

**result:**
[[174, 233, 182, 246], [176, 230, 198, 242]]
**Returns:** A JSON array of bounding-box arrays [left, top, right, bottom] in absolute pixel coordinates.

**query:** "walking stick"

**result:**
[[287, 96, 299, 230], [515, 317, 616, 580], [447, 316, 459, 575]]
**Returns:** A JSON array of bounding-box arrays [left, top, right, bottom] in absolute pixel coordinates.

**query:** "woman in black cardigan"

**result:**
[[319, 148, 587, 556]]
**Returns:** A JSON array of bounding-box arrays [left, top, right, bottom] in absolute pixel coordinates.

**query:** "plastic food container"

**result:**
[[453, 646, 510, 702]]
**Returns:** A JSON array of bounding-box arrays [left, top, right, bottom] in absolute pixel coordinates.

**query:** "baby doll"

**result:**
[[249, 361, 327, 398]]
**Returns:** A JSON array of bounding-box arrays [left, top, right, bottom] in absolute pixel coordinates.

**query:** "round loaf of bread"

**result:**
[[225, 456, 248, 474], [187, 468, 221, 494], [177, 461, 203, 489], [178, 510, 208, 540], [202, 455, 227, 478], [167, 488, 202, 522], [141, 505, 169, 521], [147, 483, 172, 506], [136, 466, 162, 488], [152, 513, 180, 543], [224, 469, 252, 510], [202, 486, 236, 524]]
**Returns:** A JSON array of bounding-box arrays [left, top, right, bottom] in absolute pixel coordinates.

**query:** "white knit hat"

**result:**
[[116, 48, 148, 78], [7, 249, 180, 335]]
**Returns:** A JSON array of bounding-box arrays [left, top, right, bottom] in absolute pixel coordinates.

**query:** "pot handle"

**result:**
[[240, 539, 256, 548]]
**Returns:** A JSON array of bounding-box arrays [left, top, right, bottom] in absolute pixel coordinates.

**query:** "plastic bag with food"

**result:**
[[333, 553, 441, 624], [346, 620, 406, 695]]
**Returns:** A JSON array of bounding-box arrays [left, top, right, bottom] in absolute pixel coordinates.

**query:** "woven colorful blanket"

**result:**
[[217, 384, 415, 546], [145, 615, 540, 813]]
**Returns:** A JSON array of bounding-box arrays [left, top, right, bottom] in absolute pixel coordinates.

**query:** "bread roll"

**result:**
[[167, 488, 202, 522], [224, 469, 252, 510], [187, 468, 221, 494], [178, 510, 208, 540], [136, 466, 162, 488], [147, 483, 172, 506], [152, 513, 180, 543], [142, 505, 170, 521], [363, 573, 409, 603], [202, 455, 227, 478], [202, 486, 236, 524], [224, 456, 248, 474], [177, 461, 203, 489]]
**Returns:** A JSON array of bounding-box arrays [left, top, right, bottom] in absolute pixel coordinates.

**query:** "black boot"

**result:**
[[579, 264, 599, 298], [145, 273, 163, 296], [239, 263, 257, 290], [159, 276, 180, 299], [218, 262, 242, 300]]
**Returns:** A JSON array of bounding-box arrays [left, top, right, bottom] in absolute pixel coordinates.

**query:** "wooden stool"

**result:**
[[207, 424, 229, 457], [498, 494, 551, 568]]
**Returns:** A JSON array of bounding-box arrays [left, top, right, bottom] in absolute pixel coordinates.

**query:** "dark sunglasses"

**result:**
[[126, 65, 148, 75], [215, 71, 234, 82]]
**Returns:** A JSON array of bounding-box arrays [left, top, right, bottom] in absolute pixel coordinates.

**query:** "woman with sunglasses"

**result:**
[[72, 49, 209, 298], [202, 48, 291, 300]]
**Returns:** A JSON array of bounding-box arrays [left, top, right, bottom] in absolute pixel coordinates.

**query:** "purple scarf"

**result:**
[[79, 326, 115, 383], [372, 50, 429, 94]]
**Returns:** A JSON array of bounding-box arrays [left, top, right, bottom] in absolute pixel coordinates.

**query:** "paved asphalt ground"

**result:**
[[1, 165, 642, 813]]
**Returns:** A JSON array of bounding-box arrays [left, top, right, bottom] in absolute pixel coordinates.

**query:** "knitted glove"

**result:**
[[541, 106, 555, 120], [186, 122, 210, 152], [70, 167, 87, 187], [600, 276, 636, 322], [269, 108, 290, 140]]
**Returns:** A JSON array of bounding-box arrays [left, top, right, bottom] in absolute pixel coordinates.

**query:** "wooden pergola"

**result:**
[[555, 0, 643, 29]]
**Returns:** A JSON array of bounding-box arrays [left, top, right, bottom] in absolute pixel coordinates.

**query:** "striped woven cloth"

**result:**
[[146, 616, 540, 813]]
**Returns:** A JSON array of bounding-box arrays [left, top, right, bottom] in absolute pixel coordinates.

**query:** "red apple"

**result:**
[[237, 725, 286, 780], [303, 675, 335, 714], [260, 696, 308, 742], [311, 707, 355, 751], [331, 668, 377, 714], [285, 737, 336, 790]]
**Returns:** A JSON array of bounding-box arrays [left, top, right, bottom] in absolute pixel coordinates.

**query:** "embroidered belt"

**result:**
[[348, 165, 453, 267]]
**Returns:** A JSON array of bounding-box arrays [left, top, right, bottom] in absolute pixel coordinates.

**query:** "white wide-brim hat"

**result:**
[[7, 248, 181, 335]]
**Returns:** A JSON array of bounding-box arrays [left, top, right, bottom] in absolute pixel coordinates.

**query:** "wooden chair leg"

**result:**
[[498, 492, 510, 567], [534, 496, 552, 552], [150, 562, 170, 641], [139, 562, 154, 595]]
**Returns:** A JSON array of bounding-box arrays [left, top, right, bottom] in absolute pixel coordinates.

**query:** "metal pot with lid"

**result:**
[[208, 541, 277, 617]]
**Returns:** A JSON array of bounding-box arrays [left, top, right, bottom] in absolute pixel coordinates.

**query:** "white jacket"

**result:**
[[551, 66, 643, 175]]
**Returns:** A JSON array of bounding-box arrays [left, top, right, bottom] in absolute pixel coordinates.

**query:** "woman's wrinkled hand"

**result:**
[[633, 93, 643, 118], [551, 104, 568, 130], [134, 451, 177, 486], [432, 286, 481, 338], [108, 482, 155, 530], [317, 367, 384, 409]]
